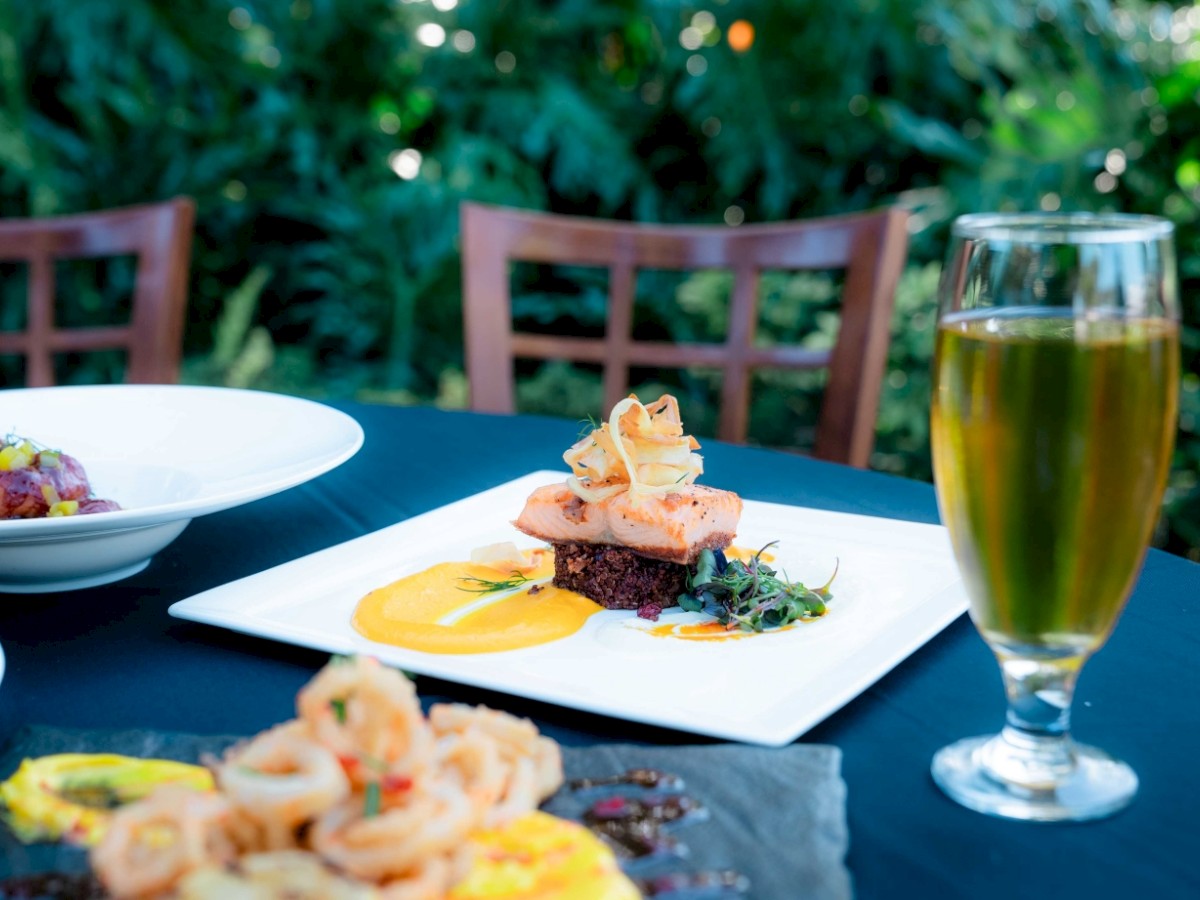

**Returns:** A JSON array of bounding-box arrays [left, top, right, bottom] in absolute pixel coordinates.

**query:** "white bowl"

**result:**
[[0, 385, 364, 592]]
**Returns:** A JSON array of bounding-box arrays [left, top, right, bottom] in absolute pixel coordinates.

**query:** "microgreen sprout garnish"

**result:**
[[456, 571, 533, 594], [678, 544, 837, 632], [2, 432, 49, 452], [330, 698, 347, 724]]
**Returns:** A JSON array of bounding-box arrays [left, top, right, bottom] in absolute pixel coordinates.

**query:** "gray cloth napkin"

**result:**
[[0, 726, 851, 900]]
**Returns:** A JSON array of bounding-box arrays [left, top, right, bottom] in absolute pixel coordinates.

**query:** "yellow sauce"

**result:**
[[0, 754, 213, 846], [451, 811, 640, 900], [352, 558, 601, 655], [724, 545, 776, 564], [644, 621, 751, 641], [643, 620, 798, 641]]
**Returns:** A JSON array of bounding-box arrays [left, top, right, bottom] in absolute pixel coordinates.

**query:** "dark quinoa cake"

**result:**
[[552, 541, 689, 611]]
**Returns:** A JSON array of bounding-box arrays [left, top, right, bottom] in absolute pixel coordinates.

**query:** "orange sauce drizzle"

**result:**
[[352, 558, 601, 655], [352, 545, 784, 654]]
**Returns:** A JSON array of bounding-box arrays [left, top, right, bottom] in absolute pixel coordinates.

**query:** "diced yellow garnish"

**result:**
[[451, 811, 640, 900], [0, 443, 34, 471], [48, 500, 79, 517]]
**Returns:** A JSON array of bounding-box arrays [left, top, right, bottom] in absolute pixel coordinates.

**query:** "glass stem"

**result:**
[[980, 652, 1088, 790]]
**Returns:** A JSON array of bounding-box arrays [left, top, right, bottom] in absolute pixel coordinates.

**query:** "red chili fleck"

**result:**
[[382, 774, 413, 793], [591, 796, 629, 818]]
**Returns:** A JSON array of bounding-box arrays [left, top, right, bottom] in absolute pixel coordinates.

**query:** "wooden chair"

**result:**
[[0, 197, 195, 386], [461, 202, 909, 468]]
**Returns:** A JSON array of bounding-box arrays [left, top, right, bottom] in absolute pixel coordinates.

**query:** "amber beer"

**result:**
[[932, 311, 1179, 657]]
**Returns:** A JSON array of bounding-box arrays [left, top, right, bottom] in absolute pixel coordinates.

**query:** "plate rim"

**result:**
[[169, 469, 969, 746], [0, 384, 364, 540]]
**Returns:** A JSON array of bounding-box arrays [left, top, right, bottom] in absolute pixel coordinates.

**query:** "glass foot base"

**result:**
[[932, 735, 1137, 822]]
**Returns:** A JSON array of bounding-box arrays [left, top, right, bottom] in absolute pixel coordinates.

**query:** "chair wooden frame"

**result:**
[[0, 197, 196, 386], [461, 202, 909, 468]]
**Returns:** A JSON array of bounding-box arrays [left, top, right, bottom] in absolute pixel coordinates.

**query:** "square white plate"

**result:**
[[170, 471, 968, 746]]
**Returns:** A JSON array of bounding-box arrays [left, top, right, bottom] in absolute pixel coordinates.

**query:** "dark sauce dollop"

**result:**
[[564, 768, 750, 896], [583, 793, 703, 859], [569, 767, 684, 791], [0, 872, 105, 900], [636, 870, 752, 897]]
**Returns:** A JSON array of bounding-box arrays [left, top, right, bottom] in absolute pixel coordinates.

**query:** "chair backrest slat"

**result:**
[[25, 248, 57, 387], [603, 258, 637, 413], [0, 197, 195, 387], [460, 202, 909, 468], [815, 213, 910, 465]]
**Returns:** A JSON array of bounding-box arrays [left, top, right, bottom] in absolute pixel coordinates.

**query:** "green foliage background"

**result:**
[[3, 0, 1200, 555]]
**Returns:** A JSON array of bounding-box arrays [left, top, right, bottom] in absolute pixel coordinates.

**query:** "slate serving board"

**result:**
[[0, 726, 851, 900]]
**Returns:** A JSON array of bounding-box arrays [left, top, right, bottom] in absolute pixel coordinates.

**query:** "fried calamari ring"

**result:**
[[310, 783, 473, 882], [429, 703, 564, 824], [297, 657, 433, 788], [433, 729, 506, 822], [379, 852, 463, 900], [217, 721, 351, 850], [89, 785, 236, 899]]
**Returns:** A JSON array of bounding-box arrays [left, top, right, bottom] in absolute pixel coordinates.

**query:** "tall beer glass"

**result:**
[[930, 213, 1179, 821]]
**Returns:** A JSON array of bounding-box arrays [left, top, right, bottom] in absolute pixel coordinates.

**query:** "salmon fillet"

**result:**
[[512, 482, 742, 565]]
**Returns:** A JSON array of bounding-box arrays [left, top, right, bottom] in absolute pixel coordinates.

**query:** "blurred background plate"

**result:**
[[0, 385, 363, 593]]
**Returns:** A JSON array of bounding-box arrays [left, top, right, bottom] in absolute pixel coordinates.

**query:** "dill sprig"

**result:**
[[678, 544, 836, 632], [457, 571, 533, 594], [3, 432, 50, 452], [576, 414, 601, 440]]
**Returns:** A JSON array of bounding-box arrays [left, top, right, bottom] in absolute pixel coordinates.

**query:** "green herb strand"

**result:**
[[330, 697, 347, 724], [456, 572, 533, 594], [364, 781, 381, 818]]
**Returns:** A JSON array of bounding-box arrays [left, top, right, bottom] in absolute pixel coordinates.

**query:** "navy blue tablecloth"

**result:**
[[0, 404, 1197, 898]]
